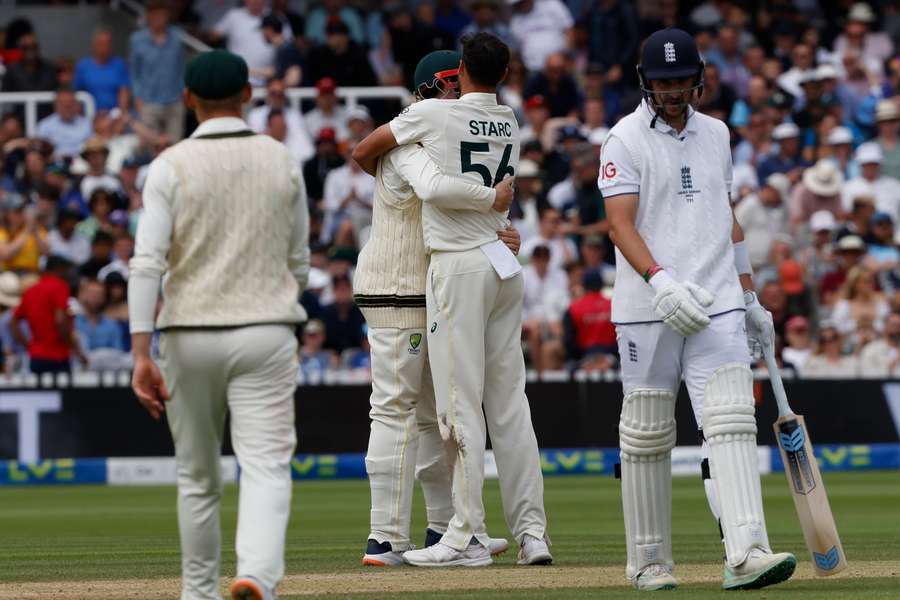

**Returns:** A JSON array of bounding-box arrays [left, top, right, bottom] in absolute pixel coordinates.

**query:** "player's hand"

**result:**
[[649, 271, 712, 337], [492, 176, 515, 212], [132, 355, 170, 421], [744, 290, 774, 360], [497, 225, 521, 255]]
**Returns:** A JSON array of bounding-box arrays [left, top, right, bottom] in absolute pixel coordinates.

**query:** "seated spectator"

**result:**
[[789, 160, 844, 230], [832, 265, 890, 335], [1, 32, 58, 118], [522, 245, 569, 373], [210, 0, 277, 86], [35, 88, 92, 160], [0, 272, 28, 374], [304, 78, 350, 142], [346, 106, 374, 142], [580, 235, 615, 286], [756, 122, 806, 183], [820, 234, 868, 305], [780, 259, 816, 319], [0, 193, 48, 274], [48, 208, 91, 266], [344, 325, 371, 370], [800, 324, 859, 378], [459, 0, 516, 50], [102, 271, 130, 352], [74, 277, 123, 353], [74, 29, 130, 113], [248, 77, 314, 164], [320, 275, 365, 354], [879, 229, 900, 297], [76, 188, 116, 242], [384, 5, 454, 89], [303, 127, 345, 205], [79, 137, 123, 201], [509, 0, 574, 73], [563, 270, 616, 372], [11, 255, 81, 374], [261, 15, 304, 87], [825, 126, 854, 178], [79, 230, 114, 279], [519, 95, 551, 149], [842, 143, 900, 221], [321, 142, 374, 247], [858, 312, 900, 377], [523, 53, 582, 119], [509, 159, 545, 244], [875, 99, 900, 180], [832, 2, 893, 77], [759, 280, 794, 339], [734, 173, 791, 269], [306, 18, 376, 88], [97, 233, 133, 281], [44, 161, 87, 216], [521, 206, 578, 273], [866, 212, 900, 267], [782, 315, 813, 372]]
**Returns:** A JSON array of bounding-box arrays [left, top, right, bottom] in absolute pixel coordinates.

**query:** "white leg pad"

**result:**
[[703, 363, 771, 566], [619, 389, 676, 579]]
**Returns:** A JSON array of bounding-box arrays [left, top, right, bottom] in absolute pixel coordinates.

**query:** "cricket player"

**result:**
[[353, 32, 551, 568], [600, 29, 796, 590], [355, 50, 519, 566], [129, 51, 308, 600]]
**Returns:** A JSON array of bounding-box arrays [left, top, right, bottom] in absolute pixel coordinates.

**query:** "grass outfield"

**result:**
[[0, 472, 898, 598]]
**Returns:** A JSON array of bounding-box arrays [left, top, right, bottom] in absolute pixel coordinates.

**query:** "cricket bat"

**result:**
[[762, 344, 847, 576]]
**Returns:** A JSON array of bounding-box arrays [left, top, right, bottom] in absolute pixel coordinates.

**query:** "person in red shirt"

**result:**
[[11, 255, 79, 374], [564, 270, 617, 371]]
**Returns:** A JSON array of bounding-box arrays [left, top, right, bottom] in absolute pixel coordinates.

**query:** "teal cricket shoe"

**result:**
[[634, 564, 677, 591], [722, 549, 797, 590]]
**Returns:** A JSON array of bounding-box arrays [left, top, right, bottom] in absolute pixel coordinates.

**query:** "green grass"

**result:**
[[1, 472, 898, 598]]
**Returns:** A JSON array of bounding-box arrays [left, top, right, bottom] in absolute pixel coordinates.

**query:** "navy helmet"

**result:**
[[637, 28, 705, 107]]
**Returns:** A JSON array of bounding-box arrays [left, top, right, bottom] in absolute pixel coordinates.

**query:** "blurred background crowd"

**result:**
[[1, 0, 900, 380]]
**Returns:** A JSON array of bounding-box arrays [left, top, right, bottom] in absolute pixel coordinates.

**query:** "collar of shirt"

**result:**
[[459, 92, 498, 106], [190, 117, 251, 138], [638, 99, 698, 136]]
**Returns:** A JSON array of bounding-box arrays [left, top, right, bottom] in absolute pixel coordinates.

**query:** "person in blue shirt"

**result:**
[[74, 277, 124, 353], [74, 29, 130, 113], [757, 122, 809, 182], [129, 0, 185, 140]]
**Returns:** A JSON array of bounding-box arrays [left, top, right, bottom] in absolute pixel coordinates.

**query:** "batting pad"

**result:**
[[619, 389, 676, 578], [703, 363, 771, 566]]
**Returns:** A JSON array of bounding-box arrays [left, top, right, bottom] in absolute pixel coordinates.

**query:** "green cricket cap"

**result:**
[[184, 50, 249, 100], [413, 50, 461, 94]]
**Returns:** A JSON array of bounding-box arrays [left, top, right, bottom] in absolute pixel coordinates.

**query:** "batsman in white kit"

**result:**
[[353, 32, 551, 567], [600, 29, 796, 591], [353, 50, 518, 566], [129, 51, 308, 600]]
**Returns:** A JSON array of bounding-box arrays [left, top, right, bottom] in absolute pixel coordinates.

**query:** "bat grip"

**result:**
[[761, 342, 794, 418]]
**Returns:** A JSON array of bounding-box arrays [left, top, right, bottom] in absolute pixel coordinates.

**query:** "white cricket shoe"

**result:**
[[230, 575, 276, 600], [634, 564, 677, 591], [425, 528, 508, 556], [516, 534, 553, 565], [403, 540, 492, 567], [362, 539, 409, 566], [722, 548, 796, 590]]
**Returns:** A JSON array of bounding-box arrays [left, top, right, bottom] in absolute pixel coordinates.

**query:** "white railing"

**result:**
[[0, 91, 97, 136], [110, 0, 211, 53], [251, 86, 413, 111]]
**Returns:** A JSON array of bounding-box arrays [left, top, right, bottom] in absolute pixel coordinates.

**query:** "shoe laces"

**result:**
[[640, 564, 672, 578]]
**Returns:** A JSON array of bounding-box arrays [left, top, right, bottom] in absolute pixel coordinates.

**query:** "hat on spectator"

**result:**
[[588, 127, 609, 146], [316, 77, 337, 95], [855, 142, 883, 164], [524, 95, 547, 110], [876, 99, 900, 122], [81, 136, 109, 157], [2, 193, 25, 210], [786, 315, 810, 332], [810, 209, 837, 232], [768, 89, 794, 110], [816, 64, 839, 81], [764, 173, 791, 202], [827, 126, 853, 145], [871, 211, 893, 225], [346, 105, 372, 124], [518, 159, 539, 178], [848, 2, 876, 23], [779, 260, 804, 295], [316, 127, 337, 143], [0, 272, 22, 308], [798, 70, 820, 86], [836, 234, 866, 252], [184, 50, 248, 100], [307, 268, 331, 290], [802, 160, 843, 196], [109, 209, 130, 226], [772, 122, 800, 140], [305, 319, 325, 335]]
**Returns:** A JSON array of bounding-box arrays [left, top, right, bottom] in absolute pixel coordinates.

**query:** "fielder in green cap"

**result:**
[[130, 46, 310, 600]]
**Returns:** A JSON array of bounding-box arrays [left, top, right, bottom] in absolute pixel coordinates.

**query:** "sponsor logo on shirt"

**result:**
[[431, 322, 437, 333], [602, 162, 617, 180]]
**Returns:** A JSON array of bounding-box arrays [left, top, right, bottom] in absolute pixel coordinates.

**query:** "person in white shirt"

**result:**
[[508, 0, 574, 72], [600, 29, 795, 591], [509, 158, 543, 244], [48, 209, 91, 266], [832, 2, 894, 78], [734, 173, 790, 270], [841, 142, 900, 220], [128, 51, 309, 600], [520, 205, 577, 272], [782, 315, 813, 371], [521, 245, 569, 372], [211, 0, 287, 86], [352, 32, 551, 569], [858, 312, 900, 377], [304, 77, 350, 141], [320, 143, 375, 246], [247, 77, 315, 164]]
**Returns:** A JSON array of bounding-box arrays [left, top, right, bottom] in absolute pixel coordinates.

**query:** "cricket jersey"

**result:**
[[389, 93, 518, 253], [598, 100, 743, 324]]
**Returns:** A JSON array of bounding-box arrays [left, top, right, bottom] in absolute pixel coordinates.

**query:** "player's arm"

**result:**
[[288, 167, 311, 292], [128, 159, 174, 420], [605, 194, 657, 277], [731, 209, 753, 292], [352, 101, 435, 175], [352, 124, 398, 176]]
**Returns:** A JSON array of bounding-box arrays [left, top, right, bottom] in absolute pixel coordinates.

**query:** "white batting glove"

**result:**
[[743, 290, 774, 360], [650, 271, 713, 337]]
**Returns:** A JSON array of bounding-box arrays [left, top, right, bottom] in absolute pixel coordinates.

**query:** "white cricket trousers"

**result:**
[[160, 325, 298, 600], [365, 327, 454, 547], [426, 247, 547, 551]]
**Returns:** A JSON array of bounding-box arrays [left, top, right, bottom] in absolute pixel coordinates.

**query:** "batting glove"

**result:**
[[650, 271, 713, 337], [743, 290, 774, 360]]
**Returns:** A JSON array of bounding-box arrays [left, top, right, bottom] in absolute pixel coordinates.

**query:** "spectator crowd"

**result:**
[[2, 0, 900, 380]]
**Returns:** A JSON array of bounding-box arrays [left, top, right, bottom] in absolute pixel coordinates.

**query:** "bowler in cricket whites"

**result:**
[[600, 28, 797, 591]]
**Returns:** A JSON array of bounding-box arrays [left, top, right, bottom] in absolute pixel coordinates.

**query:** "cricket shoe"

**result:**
[[722, 549, 796, 590], [425, 528, 509, 556], [633, 564, 677, 591], [362, 539, 410, 566], [516, 534, 553, 565], [403, 539, 492, 567], [230, 575, 276, 600]]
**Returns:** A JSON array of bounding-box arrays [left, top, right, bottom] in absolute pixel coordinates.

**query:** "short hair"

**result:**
[[267, 108, 285, 124], [92, 230, 114, 247], [460, 32, 510, 88], [45, 255, 73, 274]]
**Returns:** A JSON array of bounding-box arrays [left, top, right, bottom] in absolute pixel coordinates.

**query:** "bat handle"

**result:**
[[761, 342, 794, 418]]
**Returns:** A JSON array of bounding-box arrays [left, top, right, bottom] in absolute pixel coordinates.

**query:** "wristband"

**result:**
[[733, 241, 752, 276], [643, 264, 663, 283]]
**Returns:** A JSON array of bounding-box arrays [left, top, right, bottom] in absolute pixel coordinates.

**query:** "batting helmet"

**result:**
[[637, 28, 704, 120], [413, 50, 461, 100]]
